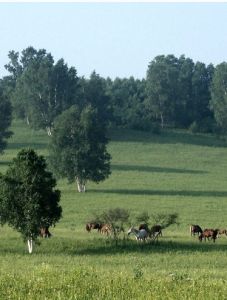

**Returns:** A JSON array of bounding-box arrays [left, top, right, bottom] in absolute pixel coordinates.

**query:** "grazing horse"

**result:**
[[86, 222, 102, 233], [149, 225, 162, 238], [190, 225, 203, 236], [199, 229, 219, 243], [100, 224, 112, 236], [138, 223, 149, 231], [217, 229, 227, 237], [127, 227, 148, 242], [39, 226, 51, 238]]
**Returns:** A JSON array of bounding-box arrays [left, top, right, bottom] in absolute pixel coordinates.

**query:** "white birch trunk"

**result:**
[[27, 239, 33, 254], [46, 126, 52, 136], [76, 177, 86, 192], [160, 113, 164, 128], [26, 116, 30, 126]]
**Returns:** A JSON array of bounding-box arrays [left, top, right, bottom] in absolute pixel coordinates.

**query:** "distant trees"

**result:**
[[146, 55, 214, 130], [0, 80, 12, 153], [146, 55, 179, 128], [0, 149, 62, 253], [5, 47, 80, 135], [106, 77, 149, 130], [210, 62, 227, 133], [48, 105, 111, 192], [2, 47, 225, 136]]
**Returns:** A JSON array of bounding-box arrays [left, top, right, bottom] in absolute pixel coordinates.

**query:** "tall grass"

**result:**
[[0, 119, 227, 299]]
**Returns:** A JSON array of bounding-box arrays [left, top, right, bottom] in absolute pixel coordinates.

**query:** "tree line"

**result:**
[[1, 47, 227, 192]]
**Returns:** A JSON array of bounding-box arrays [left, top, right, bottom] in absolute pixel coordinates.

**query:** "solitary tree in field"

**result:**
[[0, 149, 62, 253], [49, 105, 111, 192]]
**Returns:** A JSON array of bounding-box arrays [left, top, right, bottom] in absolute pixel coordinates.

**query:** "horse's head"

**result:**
[[127, 227, 135, 235]]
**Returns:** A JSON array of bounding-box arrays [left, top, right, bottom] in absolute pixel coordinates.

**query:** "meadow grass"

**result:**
[[0, 119, 227, 299]]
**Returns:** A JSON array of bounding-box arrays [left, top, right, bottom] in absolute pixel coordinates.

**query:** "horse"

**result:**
[[190, 224, 203, 236], [149, 225, 162, 239], [127, 227, 148, 242], [39, 226, 51, 238], [199, 229, 219, 243], [100, 224, 112, 236], [86, 222, 102, 233]]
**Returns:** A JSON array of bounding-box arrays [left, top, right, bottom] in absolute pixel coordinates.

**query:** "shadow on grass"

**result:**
[[1, 237, 227, 256], [109, 128, 227, 148], [29, 237, 227, 256], [111, 164, 206, 174], [0, 161, 12, 166], [73, 239, 227, 256], [90, 189, 227, 197], [7, 142, 46, 150]]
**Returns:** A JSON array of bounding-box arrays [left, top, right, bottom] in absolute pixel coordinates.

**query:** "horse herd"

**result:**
[[38, 223, 227, 244], [190, 224, 227, 243], [85, 222, 162, 241], [85, 222, 227, 243]]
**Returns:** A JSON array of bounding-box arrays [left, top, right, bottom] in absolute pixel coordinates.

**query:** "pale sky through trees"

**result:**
[[0, 2, 226, 79]]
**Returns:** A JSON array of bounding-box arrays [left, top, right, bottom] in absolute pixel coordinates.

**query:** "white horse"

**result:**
[[127, 227, 148, 242]]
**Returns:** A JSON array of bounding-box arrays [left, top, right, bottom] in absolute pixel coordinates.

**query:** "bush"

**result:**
[[189, 117, 218, 134]]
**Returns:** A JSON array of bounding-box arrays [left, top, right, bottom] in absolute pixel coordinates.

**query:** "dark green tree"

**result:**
[[5, 47, 80, 134], [49, 105, 111, 192], [146, 55, 179, 128], [0, 80, 13, 153], [191, 62, 214, 128], [80, 72, 112, 127], [0, 149, 62, 253], [106, 77, 149, 131], [210, 62, 227, 133]]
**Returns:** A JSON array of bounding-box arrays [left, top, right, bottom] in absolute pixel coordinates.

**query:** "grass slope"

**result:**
[[0, 120, 227, 299]]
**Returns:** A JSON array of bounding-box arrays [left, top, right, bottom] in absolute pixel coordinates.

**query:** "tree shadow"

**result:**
[[1, 237, 227, 256], [90, 189, 227, 197], [109, 129, 227, 148], [111, 164, 207, 174], [7, 142, 46, 150], [62, 239, 227, 256], [0, 161, 11, 166]]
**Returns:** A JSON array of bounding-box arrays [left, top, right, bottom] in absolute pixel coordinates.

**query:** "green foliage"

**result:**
[[93, 208, 130, 243], [49, 105, 111, 191], [80, 72, 112, 127], [0, 80, 13, 153], [5, 47, 80, 134], [0, 149, 62, 241], [210, 62, 227, 133], [146, 55, 214, 129], [151, 213, 179, 229], [106, 77, 149, 131], [135, 211, 150, 225]]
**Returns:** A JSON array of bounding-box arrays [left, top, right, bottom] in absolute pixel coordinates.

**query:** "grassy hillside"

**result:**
[[1, 119, 227, 299]]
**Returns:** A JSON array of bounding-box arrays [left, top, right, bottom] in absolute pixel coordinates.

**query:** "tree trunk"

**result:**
[[76, 177, 86, 192], [160, 113, 164, 128], [27, 239, 33, 254], [46, 126, 52, 136], [26, 116, 30, 126]]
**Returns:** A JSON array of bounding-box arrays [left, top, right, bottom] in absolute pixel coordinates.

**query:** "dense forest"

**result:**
[[1, 46, 227, 153]]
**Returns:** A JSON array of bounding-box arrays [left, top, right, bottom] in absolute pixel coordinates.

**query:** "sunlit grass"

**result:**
[[0, 119, 227, 299]]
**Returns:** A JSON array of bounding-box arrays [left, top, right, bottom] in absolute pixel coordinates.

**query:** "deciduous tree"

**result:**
[[49, 105, 111, 192], [0, 149, 62, 253]]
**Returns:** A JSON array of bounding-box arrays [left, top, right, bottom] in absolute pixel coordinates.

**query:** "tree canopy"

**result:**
[[0, 80, 13, 153], [210, 62, 227, 133], [0, 149, 62, 253], [5, 47, 80, 135], [48, 104, 111, 192]]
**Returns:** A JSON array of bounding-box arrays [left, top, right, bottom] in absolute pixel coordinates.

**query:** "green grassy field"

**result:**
[[1, 120, 227, 299]]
